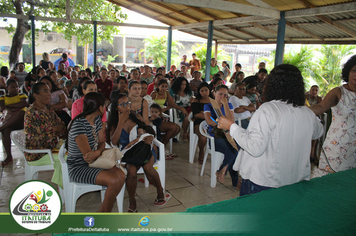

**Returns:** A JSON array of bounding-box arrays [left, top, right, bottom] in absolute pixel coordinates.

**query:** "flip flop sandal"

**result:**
[[154, 193, 171, 206], [128, 207, 138, 213], [165, 155, 174, 160], [1, 159, 13, 166], [216, 172, 224, 184], [170, 153, 178, 157]]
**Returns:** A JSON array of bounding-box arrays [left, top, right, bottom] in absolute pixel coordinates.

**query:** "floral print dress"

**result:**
[[317, 86, 356, 176], [24, 105, 64, 161]]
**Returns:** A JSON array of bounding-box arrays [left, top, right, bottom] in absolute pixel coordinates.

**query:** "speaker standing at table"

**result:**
[[217, 64, 324, 196]]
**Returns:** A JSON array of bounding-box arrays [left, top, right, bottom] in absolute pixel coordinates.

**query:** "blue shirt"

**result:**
[[203, 103, 233, 137]]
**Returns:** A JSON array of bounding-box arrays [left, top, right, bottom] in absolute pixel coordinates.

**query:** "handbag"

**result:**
[[121, 134, 153, 166], [89, 146, 123, 169]]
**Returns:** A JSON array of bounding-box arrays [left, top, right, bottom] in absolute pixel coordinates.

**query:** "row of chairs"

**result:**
[[10, 130, 166, 213]]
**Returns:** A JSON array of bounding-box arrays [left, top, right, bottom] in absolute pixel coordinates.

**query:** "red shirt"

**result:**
[[147, 82, 155, 96], [71, 96, 107, 122], [95, 78, 113, 101]]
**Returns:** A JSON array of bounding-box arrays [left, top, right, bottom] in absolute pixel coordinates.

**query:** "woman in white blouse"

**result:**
[[217, 64, 324, 196]]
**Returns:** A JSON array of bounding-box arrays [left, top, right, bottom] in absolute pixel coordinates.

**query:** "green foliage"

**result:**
[[0, 57, 32, 72], [0, 57, 9, 68], [98, 54, 118, 68], [140, 36, 183, 68], [1, 0, 127, 46], [257, 45, 356, 96], [190, 43, 231, 77], [313, 45, 356, 96]]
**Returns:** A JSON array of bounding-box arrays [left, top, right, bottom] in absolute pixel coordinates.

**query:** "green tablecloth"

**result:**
[[58, 168, 356, 235]]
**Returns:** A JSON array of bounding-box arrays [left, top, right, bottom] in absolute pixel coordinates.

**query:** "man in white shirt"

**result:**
[[229, 83, 255, 129], [217, 64, 324, 196], [180, 65, 192, 80]]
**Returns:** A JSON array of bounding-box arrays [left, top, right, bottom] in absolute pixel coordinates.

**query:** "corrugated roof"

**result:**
[[109, 0, 356, 44]]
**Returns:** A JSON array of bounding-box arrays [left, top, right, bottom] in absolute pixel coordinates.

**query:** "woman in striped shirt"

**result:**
[[67, 92, 125, 212]]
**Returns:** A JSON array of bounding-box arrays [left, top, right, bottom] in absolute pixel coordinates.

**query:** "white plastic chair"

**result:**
[[169, 108, 181, 141], [136, 138, 166, 191], [161, 113, 173, 154], [57, 144, 126, 213], [199, 121, 224, 188], [111, 137, 166, 191], [10, 130, 55, 181], [188, 113, 198, 163]]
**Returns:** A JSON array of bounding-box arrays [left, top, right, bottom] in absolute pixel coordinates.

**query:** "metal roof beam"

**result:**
[[252, 22, 291, 40], [285, 2, 356, 18], [225, 25, 267, 41], [126, 0, 189, 24], [172, 16, 268, 30], [213, 27, 248, 42], [189, 6, 219, 20], [244, 0, 277, 10], [147, 0, 280, 19], [316, 15, 356, 38], [285, 21, 323, 40], [139, 0, 202, 23]]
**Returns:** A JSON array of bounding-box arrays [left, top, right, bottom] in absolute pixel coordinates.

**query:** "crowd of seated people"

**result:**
[[1, 50, 355, 212]]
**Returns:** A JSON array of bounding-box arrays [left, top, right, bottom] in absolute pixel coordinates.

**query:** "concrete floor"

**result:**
[[0, 140, 240, 215]]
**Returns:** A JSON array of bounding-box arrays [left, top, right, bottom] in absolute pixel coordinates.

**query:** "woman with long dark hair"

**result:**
[[169, 77, 193, 142], [108, 91, 169, 212], [218, 64, 324, 196], [67, 92, 125, 212], [129, 80, 149, 124], [191, 82, 210, 164], [204, 85, 238, 186]]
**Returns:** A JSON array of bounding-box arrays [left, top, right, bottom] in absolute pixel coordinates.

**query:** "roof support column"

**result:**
[[123, 36, 126, 64], [93, 21, 97, 68], [30, 15, 36, 68], [214, 40, 218, 58], [205, 21, 213, 81], [166, 26, 172, 73], [275, 11, 286, 67]]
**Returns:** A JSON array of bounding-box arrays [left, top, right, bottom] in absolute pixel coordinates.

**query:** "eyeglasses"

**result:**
[[118, 101, 131, 107]]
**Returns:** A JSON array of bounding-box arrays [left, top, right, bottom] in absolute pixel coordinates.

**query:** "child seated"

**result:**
[[229, 83, 256, 129], [9, 70, 19, 82], [149, 103, 162, 142]]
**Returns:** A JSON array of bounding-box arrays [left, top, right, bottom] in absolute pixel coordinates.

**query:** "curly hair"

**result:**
[[262, 64, 305, 107], [170, 77, 192, 95], [341, 54, 356, 82]]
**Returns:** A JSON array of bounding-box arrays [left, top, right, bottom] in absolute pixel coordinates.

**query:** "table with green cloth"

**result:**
[[57, 168, 356, 235]]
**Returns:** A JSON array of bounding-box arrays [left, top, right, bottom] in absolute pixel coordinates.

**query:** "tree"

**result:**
[[190, 43, 231, 77], [0, 0, 127, 69], [258, 45, 356, 96], [140, 35, 183, 68], [313, 45, 356, 96]]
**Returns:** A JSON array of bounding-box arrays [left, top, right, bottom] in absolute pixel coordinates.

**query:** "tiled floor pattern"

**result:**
[[0, 140, 240, 215]]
